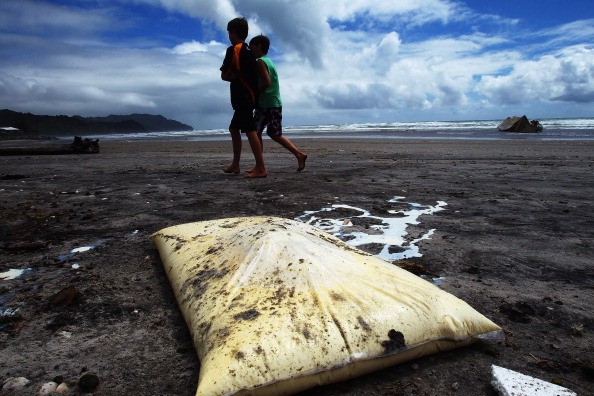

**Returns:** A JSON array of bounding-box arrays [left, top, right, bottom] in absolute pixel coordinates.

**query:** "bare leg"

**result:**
[[245, 131, 267, 178], [245, 133, 264, 173], [223, 129, 241, 174], [271, 135, 308, 171]]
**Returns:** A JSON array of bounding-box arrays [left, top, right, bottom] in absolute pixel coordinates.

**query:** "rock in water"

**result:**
[[497, 115, 543, 133]]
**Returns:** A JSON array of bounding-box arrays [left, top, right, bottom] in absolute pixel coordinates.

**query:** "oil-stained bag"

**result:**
[[151, 217, 502, 396]]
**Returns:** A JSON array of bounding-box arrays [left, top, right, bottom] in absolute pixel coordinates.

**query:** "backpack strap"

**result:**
[[232, 43, 256, 106]]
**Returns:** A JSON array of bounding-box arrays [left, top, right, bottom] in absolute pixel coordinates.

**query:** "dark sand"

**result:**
[[1, 138, 593, 395]]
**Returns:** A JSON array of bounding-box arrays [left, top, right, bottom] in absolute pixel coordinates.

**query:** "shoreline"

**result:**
[[96, 132, 594, 142], [1, 138, 593, 395], [4, 119, 594, 144]]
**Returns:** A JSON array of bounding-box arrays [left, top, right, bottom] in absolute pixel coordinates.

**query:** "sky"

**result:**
[[1, 0, 593, 130]]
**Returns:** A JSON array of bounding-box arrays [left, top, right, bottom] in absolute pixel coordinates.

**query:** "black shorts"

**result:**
[[229, 107, 256, 133], [255, 107, 282, 137]]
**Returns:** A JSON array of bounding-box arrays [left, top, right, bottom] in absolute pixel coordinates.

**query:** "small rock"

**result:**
[[3, 377, 30, 391], [571, 324, 584, 337], [56, 382, 69, 393], [452, 382, 460, 391], [39, 381, 58, 395], [411, 363, 419, 370]]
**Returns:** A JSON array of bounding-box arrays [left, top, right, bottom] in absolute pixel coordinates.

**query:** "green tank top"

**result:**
[[258, 56, 282, 108]]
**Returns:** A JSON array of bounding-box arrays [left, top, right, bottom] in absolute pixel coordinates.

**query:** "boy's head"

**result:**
[[249, 35, 270, 55], [227, 17, 249, 43]]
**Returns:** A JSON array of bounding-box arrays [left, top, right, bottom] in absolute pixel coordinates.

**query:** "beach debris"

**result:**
[[491, 365, 576, 395], [151, 216, 502, 396], [0, 136, 99, 155], [497, 116, 543, 133], [71, 136, 100, 153], [2, 377, 31, 392]]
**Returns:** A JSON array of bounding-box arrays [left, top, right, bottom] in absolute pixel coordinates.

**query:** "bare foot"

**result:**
[[297, 154, 308, 172], [245, 167, 255, 174], [245, 170, 268, 178], [223, 165, 240, 174]]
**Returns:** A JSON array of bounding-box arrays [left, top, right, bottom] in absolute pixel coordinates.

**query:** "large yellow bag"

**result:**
[[151, 216, 502, 396]]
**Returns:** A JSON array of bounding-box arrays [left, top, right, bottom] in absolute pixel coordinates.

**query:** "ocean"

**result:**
[[87, 117, 594, 142]]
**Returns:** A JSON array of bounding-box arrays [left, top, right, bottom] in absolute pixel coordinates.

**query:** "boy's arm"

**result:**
[[256, 59, 271, 92], [221, 68, 235, 82], [220, 46, 236, 82]]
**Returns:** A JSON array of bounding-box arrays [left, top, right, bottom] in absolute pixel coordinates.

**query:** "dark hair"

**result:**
[[227, 17, 249, 40], [249, 34, 270, 54]]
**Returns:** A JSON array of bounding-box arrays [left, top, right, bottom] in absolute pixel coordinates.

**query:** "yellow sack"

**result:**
[[151, 216, 502, 396]]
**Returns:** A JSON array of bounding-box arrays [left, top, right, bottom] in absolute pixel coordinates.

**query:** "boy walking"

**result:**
[[249, 35, 307, 172], [220, 18, 267, 178]]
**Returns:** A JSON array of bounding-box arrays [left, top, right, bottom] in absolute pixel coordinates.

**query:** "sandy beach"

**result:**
[[1, 138, 593, 395]]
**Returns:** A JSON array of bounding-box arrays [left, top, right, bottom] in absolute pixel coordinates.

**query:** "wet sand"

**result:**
[[1, 138, 593, 395]]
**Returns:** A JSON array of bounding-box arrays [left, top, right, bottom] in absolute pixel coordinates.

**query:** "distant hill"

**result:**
[[0, 109, 193, 137]]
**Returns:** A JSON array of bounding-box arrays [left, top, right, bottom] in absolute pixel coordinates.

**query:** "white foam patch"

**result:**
[[58, 239, 111, 261], [0, 268, 32, 280], [296, 197, 447, 261], [71, 246, 93, 253], [491, 365, 576, 396]]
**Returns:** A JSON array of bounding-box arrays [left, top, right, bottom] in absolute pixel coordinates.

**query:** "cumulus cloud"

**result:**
[[0, 0, 593, 129], [320, 0, 461, 26], [0, 0, 118, 36], [138, 0, 238, 28], [135, 0, 465, 67], [477, 45, 594, 105], [172, 40, 223, 54]]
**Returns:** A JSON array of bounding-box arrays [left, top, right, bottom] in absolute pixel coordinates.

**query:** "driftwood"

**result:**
[[0, 136, 99, 156]]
